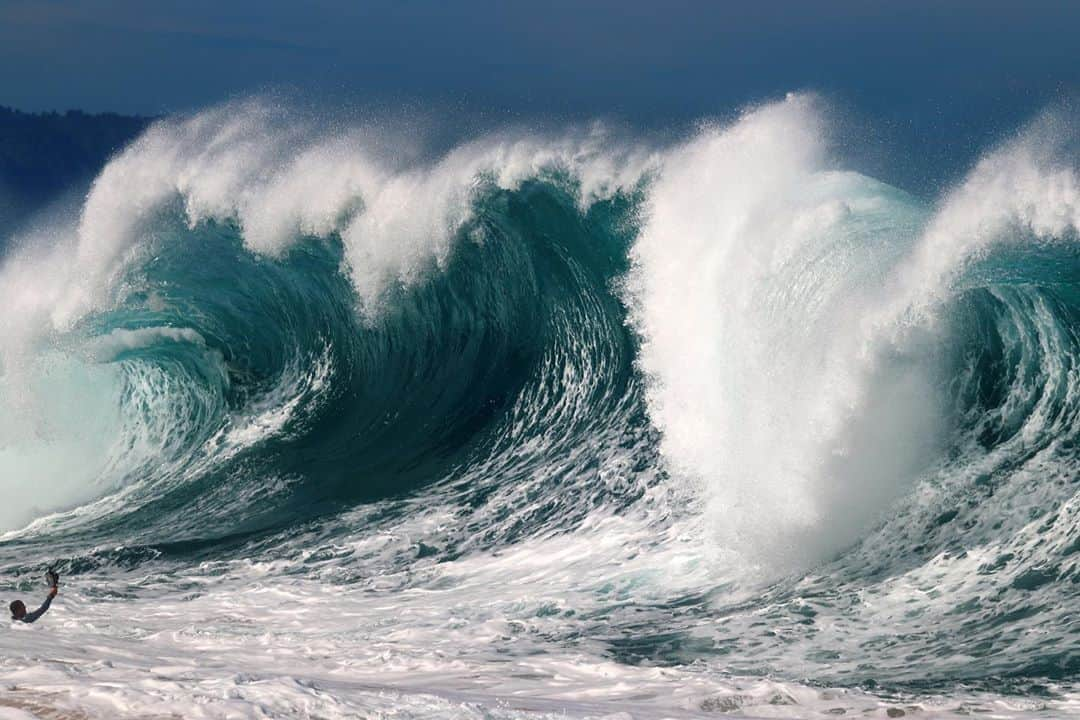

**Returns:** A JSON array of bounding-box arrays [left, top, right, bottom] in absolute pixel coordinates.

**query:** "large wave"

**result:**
[[1, 94, 1078, 716]]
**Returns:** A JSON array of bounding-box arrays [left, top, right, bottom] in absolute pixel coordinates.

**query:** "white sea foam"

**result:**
[[0, 101, 657, 533], [876, 110, 1080, 325], [626, 95, 939, 572], [2, 97, 1080, 719], [3, 95, 1078, 558], [1, 507, 1072, 719], [83, 326, 207, 361], [0, 101, 658, 338], [626, 96, 1080, 574]]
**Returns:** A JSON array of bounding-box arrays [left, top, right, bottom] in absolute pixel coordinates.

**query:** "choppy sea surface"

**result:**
[[1, 95, 1078, 718]]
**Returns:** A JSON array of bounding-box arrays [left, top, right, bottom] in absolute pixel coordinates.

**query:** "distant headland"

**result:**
[[0, 106, 153, 229]]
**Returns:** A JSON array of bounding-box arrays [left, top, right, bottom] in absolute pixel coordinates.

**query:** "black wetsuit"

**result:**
[[17, 593, 54, 623]]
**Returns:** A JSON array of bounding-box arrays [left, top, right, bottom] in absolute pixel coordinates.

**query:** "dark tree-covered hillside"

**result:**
[[0, 106, 152, 229]]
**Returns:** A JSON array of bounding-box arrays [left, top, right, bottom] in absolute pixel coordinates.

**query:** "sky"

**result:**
[[1, 0, 1078, 187]]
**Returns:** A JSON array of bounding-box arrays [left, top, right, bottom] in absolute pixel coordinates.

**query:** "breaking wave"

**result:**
[[1, 94, 1078, 718]]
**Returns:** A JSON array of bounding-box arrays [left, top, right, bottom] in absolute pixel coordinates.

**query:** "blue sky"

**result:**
[[3, 1, 1077, 117], [1, 1, 1078, 187]]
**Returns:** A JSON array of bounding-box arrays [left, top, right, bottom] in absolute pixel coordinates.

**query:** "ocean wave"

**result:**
[[0, 94, 1078, 714]]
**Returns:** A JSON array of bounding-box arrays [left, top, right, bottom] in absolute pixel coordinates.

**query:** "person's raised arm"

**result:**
[[21, 586, 57, 624]]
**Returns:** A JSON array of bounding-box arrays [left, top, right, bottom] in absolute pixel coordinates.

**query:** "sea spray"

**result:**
[[0, 95, 1077, 718]]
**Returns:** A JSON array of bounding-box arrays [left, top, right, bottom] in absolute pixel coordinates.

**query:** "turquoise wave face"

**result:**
[[0, 97, 1078, 714], [13, 180, 644, 550]]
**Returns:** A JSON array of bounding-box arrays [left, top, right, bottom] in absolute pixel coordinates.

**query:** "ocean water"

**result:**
[[0, 95, 1078, 719]]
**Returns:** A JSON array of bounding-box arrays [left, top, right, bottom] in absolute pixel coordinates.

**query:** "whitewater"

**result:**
[[0, 94, 1078, 719]]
